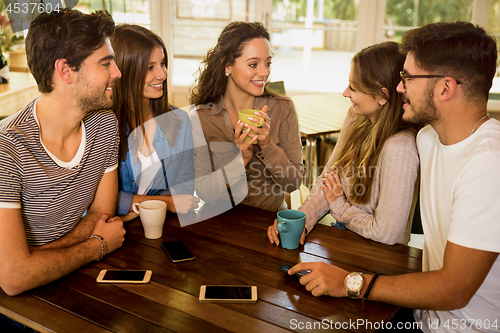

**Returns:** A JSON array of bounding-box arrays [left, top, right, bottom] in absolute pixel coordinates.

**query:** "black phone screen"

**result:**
[[161, 240, 195, 262], [102, 270, 147, 281], [204, 286, 252, 300], [278, 265, 310, 278]]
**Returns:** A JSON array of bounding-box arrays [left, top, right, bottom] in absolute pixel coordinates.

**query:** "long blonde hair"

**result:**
[[332, 41, 408, 204]]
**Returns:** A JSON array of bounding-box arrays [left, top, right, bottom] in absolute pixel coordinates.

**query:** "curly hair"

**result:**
[[332, 41, 410, 205], [189, 21, 277, 105]]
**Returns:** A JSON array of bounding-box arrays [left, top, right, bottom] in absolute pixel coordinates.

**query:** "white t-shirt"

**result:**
[[415, 119, 500, 333], [137, 150, 161, 195], [136, 119, 163, 195]]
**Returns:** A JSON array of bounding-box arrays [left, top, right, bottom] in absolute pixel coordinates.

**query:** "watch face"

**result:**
[[346, 275, 363, 292]]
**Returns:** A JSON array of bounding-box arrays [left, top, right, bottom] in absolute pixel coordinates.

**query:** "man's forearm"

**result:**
[[3, 237, 102, 296], [368, 271, 466, 311], [30, 212, 104, 251], [368, 244, 498, 311]]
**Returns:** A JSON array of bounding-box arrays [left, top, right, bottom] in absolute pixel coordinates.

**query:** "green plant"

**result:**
[[1, 7, 24, 64]]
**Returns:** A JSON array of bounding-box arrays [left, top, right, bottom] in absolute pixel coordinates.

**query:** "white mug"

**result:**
[[132, 200, 167, 239]]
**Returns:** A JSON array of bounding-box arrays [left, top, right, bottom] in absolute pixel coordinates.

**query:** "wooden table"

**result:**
[[0, 204, 422, 332], [291, 93, 352, 188], [0, 72, 38, 118]]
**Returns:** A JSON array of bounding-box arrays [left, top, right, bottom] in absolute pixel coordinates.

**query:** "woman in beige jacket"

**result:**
[[189, 21, 304, 212]]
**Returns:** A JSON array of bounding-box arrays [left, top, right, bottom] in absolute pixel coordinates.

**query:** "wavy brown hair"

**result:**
[[111, 24, 178, 161], [189, 21, 278, 105], [26, 8, 114, 94], [332, 41, 409, 204]]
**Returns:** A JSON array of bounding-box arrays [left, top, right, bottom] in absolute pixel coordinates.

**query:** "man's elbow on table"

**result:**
[[0, 255, 50, 296], [2, 285, 25, 297], [0, 274, 33, 296]]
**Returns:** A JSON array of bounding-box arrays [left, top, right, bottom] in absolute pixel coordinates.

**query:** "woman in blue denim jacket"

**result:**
[[112, 24, 199, 221]]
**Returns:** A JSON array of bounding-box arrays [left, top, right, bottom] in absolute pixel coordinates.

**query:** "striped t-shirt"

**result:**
[[0, 99, 119, 246]]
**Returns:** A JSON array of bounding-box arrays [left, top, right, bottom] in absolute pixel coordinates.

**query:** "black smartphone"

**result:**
[[278, 265, 310, 278], [161, 240, 195, 262]]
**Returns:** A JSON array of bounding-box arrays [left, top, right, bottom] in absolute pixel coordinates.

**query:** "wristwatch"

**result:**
[[343, 272, 364, 299]]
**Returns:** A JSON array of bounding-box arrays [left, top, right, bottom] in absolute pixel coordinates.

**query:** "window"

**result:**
[[169, 0, 258, 87], [383, 0, 499, 93], [487, 0, 500, 93], [76, 0, 151, 28], [383, 0, 475, 41], [270, 0, 358, 93]]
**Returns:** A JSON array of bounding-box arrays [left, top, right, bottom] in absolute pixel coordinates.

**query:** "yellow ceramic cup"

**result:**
[[238, 109, 264, 144]]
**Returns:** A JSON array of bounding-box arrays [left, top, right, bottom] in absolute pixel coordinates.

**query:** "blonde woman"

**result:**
[[268, 41, 419, 245]]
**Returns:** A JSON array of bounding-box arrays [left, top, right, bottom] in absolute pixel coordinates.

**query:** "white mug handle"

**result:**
[[132, 203, 141, 214]]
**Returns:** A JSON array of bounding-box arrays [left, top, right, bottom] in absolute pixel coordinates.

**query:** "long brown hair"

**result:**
[[111, 24, 176, 161], [189, 21, 278, 105], [332, 41, 408, 204]]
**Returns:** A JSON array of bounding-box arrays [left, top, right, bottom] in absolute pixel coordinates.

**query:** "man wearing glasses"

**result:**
[[290, 21, 500, 332]]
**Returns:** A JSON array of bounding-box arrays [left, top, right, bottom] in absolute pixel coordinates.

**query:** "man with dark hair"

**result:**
[[0, 9, 125, 296], [289, 21, 500, 332]]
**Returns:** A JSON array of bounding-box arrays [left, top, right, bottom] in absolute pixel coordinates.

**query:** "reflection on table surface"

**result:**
[[0, 203, 422, 332]]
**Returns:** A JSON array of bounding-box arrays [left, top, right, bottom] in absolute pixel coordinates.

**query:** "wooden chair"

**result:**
[[286, 184, 309, 210], [267, 81, 286, 96]]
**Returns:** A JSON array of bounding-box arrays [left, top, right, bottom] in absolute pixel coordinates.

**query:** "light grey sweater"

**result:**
[[299, 110, 419, 245]]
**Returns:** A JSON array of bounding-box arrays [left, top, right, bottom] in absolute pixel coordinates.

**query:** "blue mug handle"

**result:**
[[278, 221, 287, 233]]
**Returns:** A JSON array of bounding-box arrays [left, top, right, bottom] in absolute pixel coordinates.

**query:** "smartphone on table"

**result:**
[[96, 270, 152, 283], [161, 240, 195, 262], [199, 285, 258, 303], [278, 265, 310, 279]]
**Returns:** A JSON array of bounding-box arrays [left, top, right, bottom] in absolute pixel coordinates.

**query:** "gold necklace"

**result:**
[[470, 114, 489, 136]]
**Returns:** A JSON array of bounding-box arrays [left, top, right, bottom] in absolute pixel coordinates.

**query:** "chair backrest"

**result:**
[[267, 81, 286, 95]]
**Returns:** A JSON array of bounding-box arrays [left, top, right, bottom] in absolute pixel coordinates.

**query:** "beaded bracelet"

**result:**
[[89, 234, 107, 261], [361, 272, 380, 301]]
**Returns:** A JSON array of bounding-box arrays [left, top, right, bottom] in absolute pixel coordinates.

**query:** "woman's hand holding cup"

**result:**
[[267, 217, 306, 247], [249, 105, 270, 149], [234, 120, 258, 166], [237, 106, 270, 147]]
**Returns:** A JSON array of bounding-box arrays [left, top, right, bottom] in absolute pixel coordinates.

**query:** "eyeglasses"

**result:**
[[399, 71, 461, 89]]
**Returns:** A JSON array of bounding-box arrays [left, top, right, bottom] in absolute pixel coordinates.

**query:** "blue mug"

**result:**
[[277, 209, 306, 249]]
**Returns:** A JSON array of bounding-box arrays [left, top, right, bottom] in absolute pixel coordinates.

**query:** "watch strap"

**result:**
[[361, 272, 379, 301]]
